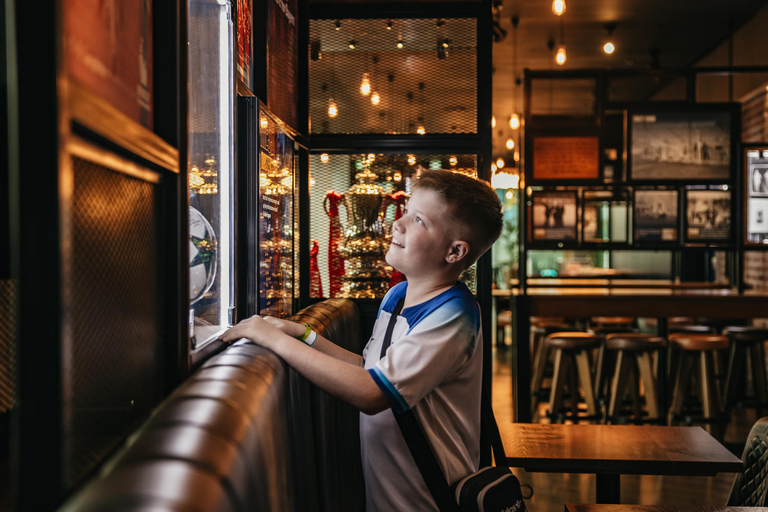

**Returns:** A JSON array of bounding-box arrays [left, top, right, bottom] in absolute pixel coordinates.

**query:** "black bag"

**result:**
[[380, 298, 533, 512]]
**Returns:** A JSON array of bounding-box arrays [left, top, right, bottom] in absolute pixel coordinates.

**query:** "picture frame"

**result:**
[[531, 135, 600, 182], [581, 189, 630, 244], [744, 144, 768, 245], [633, 189, 679, 243], [531, 191, 578, 242], [628, 104, 736, 182], [684, 188, 731, 242]]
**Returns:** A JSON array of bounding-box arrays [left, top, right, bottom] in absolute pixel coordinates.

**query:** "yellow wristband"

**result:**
[[299, 323, 312, 342]]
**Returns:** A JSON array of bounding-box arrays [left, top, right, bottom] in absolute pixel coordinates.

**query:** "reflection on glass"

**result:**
[[188, 0, 234, 349]]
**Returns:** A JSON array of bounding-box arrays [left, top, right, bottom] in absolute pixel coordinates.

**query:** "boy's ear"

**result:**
[[446, 240, 470, 264]]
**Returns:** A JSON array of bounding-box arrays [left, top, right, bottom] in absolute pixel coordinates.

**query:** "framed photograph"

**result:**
[[685, 189, 731, 242], [531, 191, 578, 241], [582, 190, 630, 243], [532, 136, 600, 181], [634, 189, 678, 243], [744, 145, 768, 244], [629, 107, 733, 181]]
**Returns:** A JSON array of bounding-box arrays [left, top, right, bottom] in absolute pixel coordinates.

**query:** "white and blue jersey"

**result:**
[[361, 281, 483, 512]]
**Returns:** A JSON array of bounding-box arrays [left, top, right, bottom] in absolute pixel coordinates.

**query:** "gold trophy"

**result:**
[[337, 168, 390, 298]]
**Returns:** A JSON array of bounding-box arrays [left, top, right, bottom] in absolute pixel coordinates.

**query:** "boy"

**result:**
[[221, 169, 503, 511]]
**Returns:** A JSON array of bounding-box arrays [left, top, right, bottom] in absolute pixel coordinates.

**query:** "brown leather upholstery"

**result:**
[[669, 333, 729, 351], [60, 298, 364, 512], [724, 327, 768, 344], [545, 332, 601, 350], [605, 333, 666, 351]]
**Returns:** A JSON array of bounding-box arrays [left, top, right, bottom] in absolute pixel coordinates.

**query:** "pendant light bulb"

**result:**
[[603, 41, 615, 54], [360, 73, 371, 96], [397, 37, 403, 49], [328, 98, 338, 118], [417, 125, 426, 135], [496, 157, 505, 169], [555, 45, 567, 65], [449, 156, 458, 166], [505, 138, 515, 151], [371, 91, 380, 105], [320, 153, 329, 163], [552, 0, 566, 16], [492, 115, 497, 128], [509, 113, 520, 130]]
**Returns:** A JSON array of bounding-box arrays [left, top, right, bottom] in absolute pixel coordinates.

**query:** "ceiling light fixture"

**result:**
[[552, 0, 566, 16], [371, 91, 380, 105], [397, 37, 403, 49], [360, 73, 371, 96], [506, 138, 515, 150], [348, 40, 356, 50], [509, 113, 520, 130], [386, 20, 393, 30], [492, 115, 497, 128], [603, 23, 617, 54], [496, 157, 505, 169], [328, 98, 338, 118], [556, 45, 567, 65], [334, 20, 341, 30], [320, 153, 329, 163]]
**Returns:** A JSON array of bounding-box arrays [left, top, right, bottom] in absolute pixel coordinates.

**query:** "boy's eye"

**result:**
[[415, 216, 423, 224]]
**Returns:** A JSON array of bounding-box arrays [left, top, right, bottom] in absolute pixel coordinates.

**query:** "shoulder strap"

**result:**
[[379, 297, 405, 359]]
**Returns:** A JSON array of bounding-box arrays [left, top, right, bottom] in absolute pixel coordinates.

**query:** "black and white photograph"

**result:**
[[532, 191, 577, 241], [748, 198, 768, 236], [630, 111, 731, 181], [750, 164, 768, 196], [634, 190, 678, 242], [582, 204, 599, 242], [685, 189, 731, 241]]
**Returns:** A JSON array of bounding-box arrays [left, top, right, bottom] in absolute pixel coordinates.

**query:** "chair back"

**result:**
[[728, 417, 768, 506]]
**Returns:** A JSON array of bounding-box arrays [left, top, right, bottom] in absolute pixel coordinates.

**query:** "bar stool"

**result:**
[[722, 327, 768, 415], [530, 320, 573, 414], [545, 332, 601, 422], [668, 333, 729, 437], [589, 317, 638, 405], [604, 333, 666, 424]]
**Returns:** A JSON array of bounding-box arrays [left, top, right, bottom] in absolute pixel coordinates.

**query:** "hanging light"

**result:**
[[496, 157, 505, 169], [386, 20, 393, 30], [397, 37, 403, 49], [492, 115, 497, 128], [505, 138, 515, 151], [491, 169, 519, 190], [407, 155, 416, 165], [393, 171, 402, 182], [334, 20, 341, 31], [417, 125, 426, 135], [367, 153, 376, 162], [552, 0, 566, 16], [360, 73, 371, 96], [513, 151, 520, 162], [320, 153, 329, 163], [603, 41, 615, 54], [556, 45, 567, 65], [491, 163, 497, 172], [509, 113, 520, 130], [260, 116, 268, 129], [603, 23, 616, 55], [348, 40, 356, 49], [371, 91, 380, 105], [449, 156, 458, 166], [328, 98, 338, 118]]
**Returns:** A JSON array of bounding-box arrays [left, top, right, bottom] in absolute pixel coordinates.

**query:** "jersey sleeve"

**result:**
[[368, 297, 479, 413]]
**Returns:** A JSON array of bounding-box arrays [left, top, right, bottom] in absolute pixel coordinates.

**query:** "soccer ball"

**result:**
[[189, 206, 218, 304]]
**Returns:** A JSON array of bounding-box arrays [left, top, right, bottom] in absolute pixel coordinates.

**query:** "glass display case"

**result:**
[[257, 108, 296, 318], [308, 153, 478, 299], [188, 0, 234, 349]]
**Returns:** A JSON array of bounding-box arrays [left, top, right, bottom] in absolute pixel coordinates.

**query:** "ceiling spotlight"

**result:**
[[371, 91, 380, 105], [360, 73, 371, 96], [552, 0, 566, 16], [509, 113, 520, 130], [505, 138, 515, 150], [397, 37, 403, 49], [348, 40, 356, 50], [320, 153, 329, 163], [556, 44, 567, 65], [496, 157, 505, 169], [328, 98, 338, 118], [334, 20, 341, 30]]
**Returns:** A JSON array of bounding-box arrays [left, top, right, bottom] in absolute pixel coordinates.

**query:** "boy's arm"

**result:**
[[221, 315, 389, 415], [262, 316, 362, 365]]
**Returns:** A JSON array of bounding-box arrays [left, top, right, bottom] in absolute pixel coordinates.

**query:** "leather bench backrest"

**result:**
[[59, 298, 364, 512]]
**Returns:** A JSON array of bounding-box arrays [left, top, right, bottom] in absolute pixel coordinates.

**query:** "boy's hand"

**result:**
[[219, 315, 286, 349], [261, 316, 307, 339]]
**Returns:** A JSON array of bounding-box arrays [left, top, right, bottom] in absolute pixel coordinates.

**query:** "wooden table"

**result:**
[[566, 506, 768, 512], [500, 423, 743, 504]]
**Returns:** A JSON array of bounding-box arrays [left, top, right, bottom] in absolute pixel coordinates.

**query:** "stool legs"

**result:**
[[547, 348, 597, 422], [669, 351, 722, 437], [636, 352, 660, 420]]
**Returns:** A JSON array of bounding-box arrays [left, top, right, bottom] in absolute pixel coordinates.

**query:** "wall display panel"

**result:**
[[633, 189, 678, 242], [236, 0, 253, 90], [629, 108, 732, 181], [745, 146, 768, 245], [188, 0, 235, 349], [267, 0, 298, 128], [309, 17, 477, 135], [258, 109, 296, 318], [530, 191, 577, 242], [685, 187, 731, 242], [582, 190, 630, 243], [63, 0, 153, 128], [308, 153, 478, 298], [532, 136, 600, 181]]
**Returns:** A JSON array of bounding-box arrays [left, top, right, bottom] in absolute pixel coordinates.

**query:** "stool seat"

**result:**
[[723, 327, 768, 343], [669, 317, 695, 327], [546, 332, 601, 350], [605, 333, 666, 351], [589, 326, 640, 336], [532, 322, 572, 334], [592, 316, 635, 326], [497, 310, 512, 326], [669, 325, 714, 334], [532, 317, 566, 326], [670, 334, 729, 351]]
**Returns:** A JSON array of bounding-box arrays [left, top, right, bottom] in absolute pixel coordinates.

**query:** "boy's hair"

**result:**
[[412, 169, 503, 268]]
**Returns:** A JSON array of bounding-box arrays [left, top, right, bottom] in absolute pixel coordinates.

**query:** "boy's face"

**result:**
[[386, 188, 462, 279]]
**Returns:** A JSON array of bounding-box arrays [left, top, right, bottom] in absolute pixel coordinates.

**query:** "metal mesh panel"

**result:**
[[308, 152, 477, 298], [67, 156, 165, 486], [0, 279, 18, 413], [309, 18, 477, 135]]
